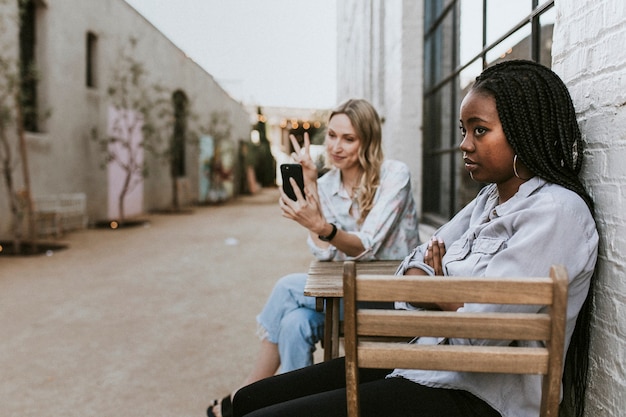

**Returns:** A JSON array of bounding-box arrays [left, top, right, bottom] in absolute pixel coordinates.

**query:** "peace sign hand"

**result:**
[[289, 132, 318, 185]]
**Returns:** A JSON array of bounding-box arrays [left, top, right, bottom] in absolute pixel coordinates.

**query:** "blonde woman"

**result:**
[[208, 99, 419, 417]]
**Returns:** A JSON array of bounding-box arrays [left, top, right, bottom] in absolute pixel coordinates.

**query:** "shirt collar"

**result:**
[[491, 177, 548, 218], [515, 176, 547, 198], [325, 168, 353, 199]]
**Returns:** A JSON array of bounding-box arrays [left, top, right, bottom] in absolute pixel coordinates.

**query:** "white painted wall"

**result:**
[[337, 0, 423, 216]]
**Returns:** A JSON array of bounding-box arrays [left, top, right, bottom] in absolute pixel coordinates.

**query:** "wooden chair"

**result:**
[[343, 260, 568, 417]]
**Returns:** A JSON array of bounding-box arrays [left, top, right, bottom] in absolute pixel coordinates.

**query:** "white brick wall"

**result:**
[[553, 1, 626, 416]]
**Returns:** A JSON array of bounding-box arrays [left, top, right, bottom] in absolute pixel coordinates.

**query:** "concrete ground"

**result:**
[[0, 188, 315, 417]]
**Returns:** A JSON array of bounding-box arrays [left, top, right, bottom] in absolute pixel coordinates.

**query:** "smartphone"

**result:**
[[280, 164, 305, 201]]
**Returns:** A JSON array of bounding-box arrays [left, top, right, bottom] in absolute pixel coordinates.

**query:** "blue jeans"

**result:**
[[256, 273, 325, 373]]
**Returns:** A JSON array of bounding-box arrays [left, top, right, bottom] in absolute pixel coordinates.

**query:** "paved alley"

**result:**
[[0, 188, 312, 417]]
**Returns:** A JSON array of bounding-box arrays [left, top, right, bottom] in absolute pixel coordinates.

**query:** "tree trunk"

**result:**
[[15, 91, 36, 254], [118, 171, 131, 223], [1, 121, 23, 253], [171, 176, 178, 210]]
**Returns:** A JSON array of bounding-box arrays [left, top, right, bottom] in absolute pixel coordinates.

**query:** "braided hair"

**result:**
[[472, 60, 594, 417], [472, 60, 593, 211]]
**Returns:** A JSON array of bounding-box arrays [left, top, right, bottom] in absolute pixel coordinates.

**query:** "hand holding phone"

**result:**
[[280, 164, 305, 201]]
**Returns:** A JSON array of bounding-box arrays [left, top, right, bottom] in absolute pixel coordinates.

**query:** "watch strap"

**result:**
[[318, 223, 338, 242]]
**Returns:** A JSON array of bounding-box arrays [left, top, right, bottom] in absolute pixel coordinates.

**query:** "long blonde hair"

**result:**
[[327, 99, 384, 224]]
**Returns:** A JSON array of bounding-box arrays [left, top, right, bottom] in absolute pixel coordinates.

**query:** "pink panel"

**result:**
[[107, 106, 144, 220]]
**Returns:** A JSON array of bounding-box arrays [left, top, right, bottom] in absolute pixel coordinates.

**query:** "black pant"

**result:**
[[232, 357, 501, 417]]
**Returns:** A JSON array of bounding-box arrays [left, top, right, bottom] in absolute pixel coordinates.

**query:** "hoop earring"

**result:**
[[513, 155, 531, 180]]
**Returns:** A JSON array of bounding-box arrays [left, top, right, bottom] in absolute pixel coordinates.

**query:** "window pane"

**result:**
[[486, 0, 530, 45], [424, 32, 442, 89], [86, 32, 98, 88], [459, 0, 484, 64], [423, 81, 459, 218], [440, 9, 458, 81], [425, 6, 457, 90], [539, 7, 555, 67], [440, 80, 457, 217], [423, 89, 444, 215], [486, 22, 531, 64], [19, 0, 39, 132], [538, 0, 554, 8], [424, 0, 442, 28], [460, 59, 481, 93]]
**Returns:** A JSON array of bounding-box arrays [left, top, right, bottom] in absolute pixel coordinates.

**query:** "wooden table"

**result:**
[[304, 259, 400, 361]]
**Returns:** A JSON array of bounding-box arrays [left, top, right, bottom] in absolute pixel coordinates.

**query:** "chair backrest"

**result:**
[[343, 261, 568, 417]]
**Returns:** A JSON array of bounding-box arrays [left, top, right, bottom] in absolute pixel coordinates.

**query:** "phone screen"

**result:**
[[280, 164, 305, 201]]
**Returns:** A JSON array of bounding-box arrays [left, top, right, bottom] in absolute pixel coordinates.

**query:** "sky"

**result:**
[[124, 0, 337, 109]]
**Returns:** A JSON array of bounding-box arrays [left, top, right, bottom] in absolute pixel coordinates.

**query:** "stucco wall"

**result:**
[[552, 1, 626, 415], [0, 0, 250, 235]]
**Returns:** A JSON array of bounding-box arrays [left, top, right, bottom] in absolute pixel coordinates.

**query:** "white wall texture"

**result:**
[[337, 0, 626, 415], [552, 0, 626, 415], [0, 0, 250, 234]]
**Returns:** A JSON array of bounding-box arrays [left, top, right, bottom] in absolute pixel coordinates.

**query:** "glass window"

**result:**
[[459, 0, 483, 64], [539, 7, 556, 67], [172, 90, 188, 177], [19, 0, 39, 132], [422, 0, 555, 223], [485, 23, 532, 63], [485, 1, 531, 45], [86, 32, 98, 88]]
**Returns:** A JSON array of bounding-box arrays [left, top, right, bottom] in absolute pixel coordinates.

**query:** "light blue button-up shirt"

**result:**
[[391, 177, 598, 417], [307, 159, 419, 261]]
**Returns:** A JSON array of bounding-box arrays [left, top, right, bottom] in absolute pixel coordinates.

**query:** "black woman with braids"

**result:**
[[229, 60, 598, 417]]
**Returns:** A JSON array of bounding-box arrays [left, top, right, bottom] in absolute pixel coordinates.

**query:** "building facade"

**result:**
[[337, 0, 625, 415], [0, 0, 250, 236]]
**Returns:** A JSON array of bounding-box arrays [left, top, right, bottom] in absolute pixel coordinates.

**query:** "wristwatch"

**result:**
[[318, 223, 338, 242]]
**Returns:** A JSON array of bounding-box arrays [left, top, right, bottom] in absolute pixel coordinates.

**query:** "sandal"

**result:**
[[207, 394, 232, 417]]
